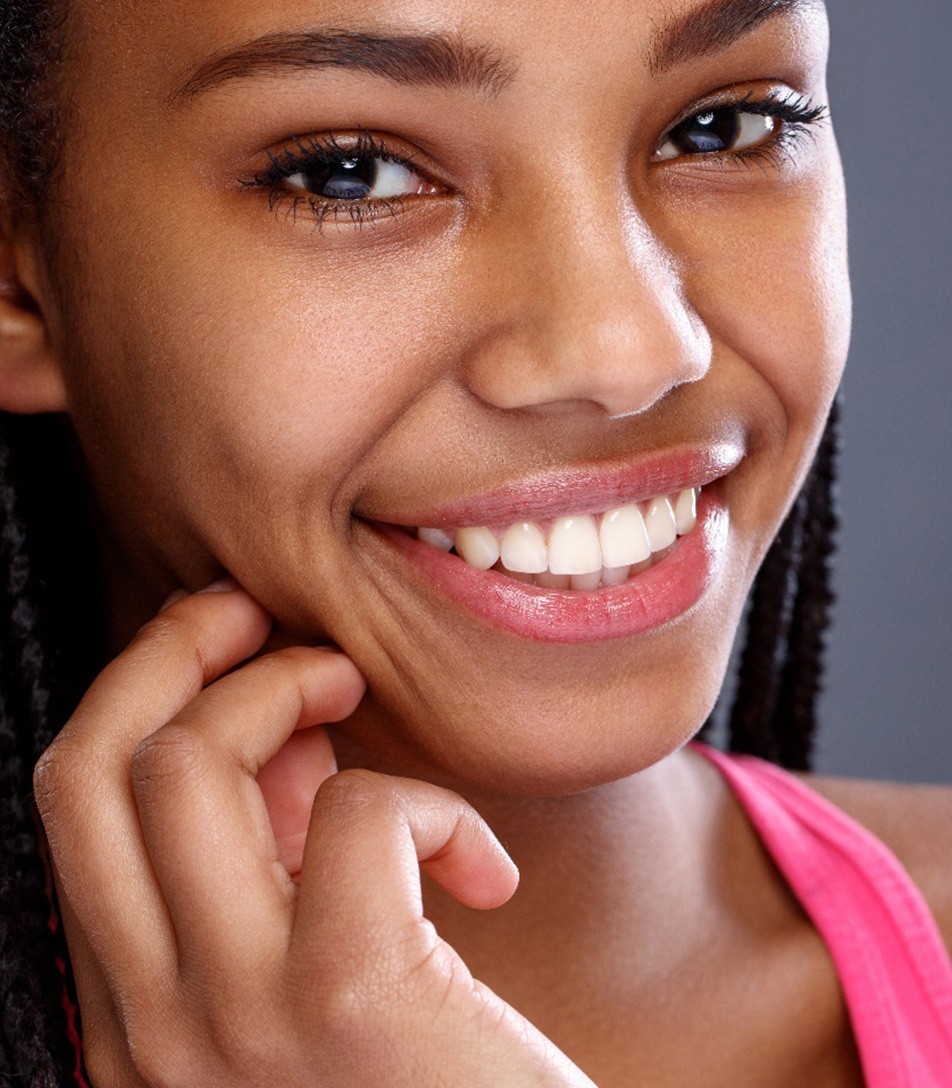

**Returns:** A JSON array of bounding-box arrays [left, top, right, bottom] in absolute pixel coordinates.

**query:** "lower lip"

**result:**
[[367, 490, 729, 643]]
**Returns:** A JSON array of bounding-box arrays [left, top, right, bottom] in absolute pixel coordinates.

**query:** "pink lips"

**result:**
[[361, 444, 740, 643], [380, 441, 742, 531]]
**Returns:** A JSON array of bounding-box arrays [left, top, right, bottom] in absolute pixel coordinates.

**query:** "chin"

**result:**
[[334, 643, 728, 797]]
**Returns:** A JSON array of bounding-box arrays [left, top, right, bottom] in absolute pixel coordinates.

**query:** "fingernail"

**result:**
[[198, 575, 239, 594], [159, 589, 188, 611]]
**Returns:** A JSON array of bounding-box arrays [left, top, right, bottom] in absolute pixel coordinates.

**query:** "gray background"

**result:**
[[811, 1, 951, 782]]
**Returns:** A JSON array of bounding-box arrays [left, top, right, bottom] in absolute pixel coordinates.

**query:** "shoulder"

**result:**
[[797, 770, 952, 956]]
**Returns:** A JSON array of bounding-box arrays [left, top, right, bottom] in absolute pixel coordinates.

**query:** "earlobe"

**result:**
[[0, 227, 68, 415]]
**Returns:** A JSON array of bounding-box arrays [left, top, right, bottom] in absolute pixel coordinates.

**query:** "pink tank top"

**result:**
[[693, 741, 952, 1086]]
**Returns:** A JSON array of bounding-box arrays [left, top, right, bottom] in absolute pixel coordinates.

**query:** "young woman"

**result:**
[[1, 0, 950, 1084]]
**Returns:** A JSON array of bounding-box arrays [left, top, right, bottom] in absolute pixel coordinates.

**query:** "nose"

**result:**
[[461, 208, 711, 419]]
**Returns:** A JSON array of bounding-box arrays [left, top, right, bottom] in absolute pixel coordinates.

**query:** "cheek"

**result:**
[[50, 207, 472, 558], [668, 150, 851, 447]]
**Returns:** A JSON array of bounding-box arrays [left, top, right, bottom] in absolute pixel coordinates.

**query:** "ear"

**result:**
[[0, 209, 68, 414]]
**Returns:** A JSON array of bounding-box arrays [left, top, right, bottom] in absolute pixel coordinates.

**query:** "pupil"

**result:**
[[672, 108, 740, 154], [303, 155, 378, 200]]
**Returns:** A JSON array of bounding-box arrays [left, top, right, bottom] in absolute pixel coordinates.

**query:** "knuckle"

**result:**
[[226, 648, 316, 721], [315, 768, 393, 818], [32, 736, 84, 826], [130, 611, 212, 687], [132, 608, 190, 651], [131, 725, 208, 797], [302, 970, 383, 1042], [243, 646, 310, 690], [246, 645, 323, 695], [31, 744, 65, 818]]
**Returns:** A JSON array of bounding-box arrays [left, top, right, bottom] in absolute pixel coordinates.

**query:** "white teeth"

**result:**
[[599, 504, 652, 567], [417, 527, 454, 552], [414, 485, 704, 587], [548, 515, 602, 576], [570, 572, 602, 590], [537, 570, 571, 589], [501, 566, 535, 584], [674, 488, 697, 535], [454, 526, 500, 570], [643, 496, 678, 553], [500, 521, 548, 574]]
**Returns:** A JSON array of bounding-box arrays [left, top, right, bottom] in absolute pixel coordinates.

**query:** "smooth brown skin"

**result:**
[[1, 0, 950, 1084]]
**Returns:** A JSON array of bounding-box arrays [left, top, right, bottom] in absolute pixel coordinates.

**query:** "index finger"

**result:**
[[35, 583, 273, 992], [72, 581, 274, 750]]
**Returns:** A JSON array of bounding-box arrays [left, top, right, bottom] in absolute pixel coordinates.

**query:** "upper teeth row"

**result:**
[[417, 488, 698, 577]]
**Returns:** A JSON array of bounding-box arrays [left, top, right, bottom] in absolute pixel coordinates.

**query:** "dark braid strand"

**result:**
[[727, 400, 841, 769], [0, 412, 106, 1085], [726, 491, 806, 762], [773, 398, 840, 770], [0, 430, 69, 1086]]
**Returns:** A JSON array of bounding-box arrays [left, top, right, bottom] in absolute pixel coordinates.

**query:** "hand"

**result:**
[[34, 581, 596, 1087]]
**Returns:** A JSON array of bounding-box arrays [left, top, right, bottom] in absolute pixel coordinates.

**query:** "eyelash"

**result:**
[[240, 130, 421, 230], [662, 90, 829, 169], [241, 91, 829, 230]]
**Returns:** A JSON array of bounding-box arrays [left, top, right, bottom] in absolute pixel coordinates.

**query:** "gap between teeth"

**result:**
[[417, 488, 699, 589]]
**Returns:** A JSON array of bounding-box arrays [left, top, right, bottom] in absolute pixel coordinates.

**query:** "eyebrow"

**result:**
[[649, 0, 822, 74], [169, 29, 517, 103], [170, 0, 819, 106]]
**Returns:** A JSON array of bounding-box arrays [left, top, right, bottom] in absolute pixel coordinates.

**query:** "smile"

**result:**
[[362, 444, 742, 643], [415, 489, 699, 591]]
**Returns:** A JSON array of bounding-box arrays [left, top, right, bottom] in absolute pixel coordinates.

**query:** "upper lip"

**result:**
[[366, 440, 745, 530]]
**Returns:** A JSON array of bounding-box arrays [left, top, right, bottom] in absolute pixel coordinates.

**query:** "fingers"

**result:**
[[52, 893, 149, 1088], [132, 647, 365, 971], [291, 772, 518, 976], [256, 726, 339, 877], [66, 579, 273, 748], [36, 580, 578, 1087], [34, 584, 274, 989]]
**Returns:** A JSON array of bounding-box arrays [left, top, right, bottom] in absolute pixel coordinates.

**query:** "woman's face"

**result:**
[[33, 0, 849, 793]]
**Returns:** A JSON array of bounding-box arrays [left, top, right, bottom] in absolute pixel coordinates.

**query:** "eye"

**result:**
[[284, 152, 435, 201], [241, 130, 448, 231], [654, 107, 778, 161]]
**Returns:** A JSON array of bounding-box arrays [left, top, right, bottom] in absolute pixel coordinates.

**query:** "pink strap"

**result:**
[[693, 742, 952, 1087], [55, 955, 89, 1088], [47, 913, 90, 1088]]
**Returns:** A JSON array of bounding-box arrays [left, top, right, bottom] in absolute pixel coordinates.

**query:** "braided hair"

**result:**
[[0, 412, 105, 1086], [0, 1, 842, 1080], [720, 397, 840, 769], [2, 6, 98, 1076]]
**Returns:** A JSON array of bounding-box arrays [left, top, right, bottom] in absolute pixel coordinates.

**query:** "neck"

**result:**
[[333, 733, 726, 1018]]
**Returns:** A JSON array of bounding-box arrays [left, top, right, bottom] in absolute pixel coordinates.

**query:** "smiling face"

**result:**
[[22, 0, 849, 793]]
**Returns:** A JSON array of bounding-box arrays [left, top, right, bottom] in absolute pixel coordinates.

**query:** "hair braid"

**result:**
[[772, 397, 840, 770], [0, 412, 105, 1085], [727, 399, 841, 768], [0, 425, 71, 1085], [725, 490, 805, 762]]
